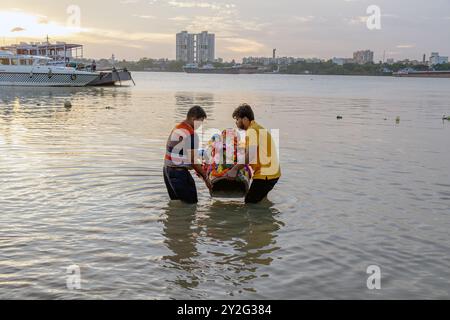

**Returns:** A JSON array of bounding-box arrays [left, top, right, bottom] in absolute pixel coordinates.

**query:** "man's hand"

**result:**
[[205, 178, 213, 191]]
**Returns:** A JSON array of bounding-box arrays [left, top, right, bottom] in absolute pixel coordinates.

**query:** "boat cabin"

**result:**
[[1, 41, 84, 64], [0, 51, 52, 66]]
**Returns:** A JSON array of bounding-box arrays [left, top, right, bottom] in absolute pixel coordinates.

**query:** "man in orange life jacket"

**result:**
[[163, 106, 212, 204]]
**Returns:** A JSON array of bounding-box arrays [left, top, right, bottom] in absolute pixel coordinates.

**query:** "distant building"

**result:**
[[242, 56, 320, 66], [353, 50, 374, 64], [386, 58, 395, 65], [176, 31, 215, 64], [243, 57, 270, 65], [429, 52, 448, 65], [397, 59, 423, 66], [176, 31, 195, 63], [196, 31, 215, 63], [332, 57, 355, 66]]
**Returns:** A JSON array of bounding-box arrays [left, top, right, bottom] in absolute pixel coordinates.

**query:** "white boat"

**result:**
[[1, 40, 134, 86], [0, 50, 99, 87]]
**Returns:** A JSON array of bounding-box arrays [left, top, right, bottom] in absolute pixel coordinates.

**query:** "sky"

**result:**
[[1, 0, 449, 61]]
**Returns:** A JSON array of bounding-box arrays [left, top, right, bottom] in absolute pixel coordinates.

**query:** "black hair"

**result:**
[[232, 103, 255, 121], [187, 105, 207, 120]]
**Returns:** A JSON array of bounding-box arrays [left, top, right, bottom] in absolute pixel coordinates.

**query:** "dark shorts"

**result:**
[[245, 178, 279, 204], [163, 166, 198, 204]]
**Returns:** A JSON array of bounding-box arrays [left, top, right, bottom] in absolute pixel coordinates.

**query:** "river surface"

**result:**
[[0, 72, 449, 299]]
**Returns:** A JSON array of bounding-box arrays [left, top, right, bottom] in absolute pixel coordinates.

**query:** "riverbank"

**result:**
[[85, 57, 450, 77]]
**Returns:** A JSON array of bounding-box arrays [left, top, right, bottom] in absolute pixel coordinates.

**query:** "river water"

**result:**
[[0, 72, 449, 299]]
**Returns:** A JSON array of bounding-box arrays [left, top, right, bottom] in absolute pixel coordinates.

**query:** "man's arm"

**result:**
[[226, 141, 254, 179], [193, 164, 213, 190], [190, 147, 213, 190]]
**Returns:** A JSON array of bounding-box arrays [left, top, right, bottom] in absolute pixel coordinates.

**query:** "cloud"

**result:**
[[132, 14, 156, 19], [184, 12, 268, 35], [10, 27, 26, 32], [295, 16, 316, 23], [167, 1, 235, 10], [222, 37, 266, 54], [294, 16, 327, 24], [0, 10, 84, 38], [78, 28, 173, 45], [345, 16, 367, 25], [0, 8, 172, 58], [396, 44, 415, 49], [37, 17, 49, 24], [382, 14, 399, 19], [120, 0, 141, 3], [169, 16, 189, 21]]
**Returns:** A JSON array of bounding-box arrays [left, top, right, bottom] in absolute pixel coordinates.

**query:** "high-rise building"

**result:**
[[196, 31, 215, 63], [176, 31, 195, 63], [353, 50, 374, 64], [176, 31, 215, 64]]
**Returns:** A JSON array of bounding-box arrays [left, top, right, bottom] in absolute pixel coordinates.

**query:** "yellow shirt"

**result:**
[[246, 121, 281, 180]]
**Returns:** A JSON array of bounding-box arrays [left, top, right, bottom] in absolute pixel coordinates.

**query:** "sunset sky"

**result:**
[[1, 0, 449, 61]]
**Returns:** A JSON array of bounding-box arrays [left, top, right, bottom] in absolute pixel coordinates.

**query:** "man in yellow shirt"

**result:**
[[226, 104, 281, 203]]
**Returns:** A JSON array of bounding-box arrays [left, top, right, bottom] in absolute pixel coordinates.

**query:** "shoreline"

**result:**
[[131, 71, 450, 78], [133, 70, 390, 77]]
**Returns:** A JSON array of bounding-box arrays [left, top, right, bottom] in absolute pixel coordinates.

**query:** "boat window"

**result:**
[[11, 59, 19, 65], [0, 58, 10, 65], [20, 59, 29, 65]]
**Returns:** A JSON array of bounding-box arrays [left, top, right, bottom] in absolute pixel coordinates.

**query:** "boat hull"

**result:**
[[210, 177, 250, 199], [0, 72, 98, 87], [88, 69, 133, 86]]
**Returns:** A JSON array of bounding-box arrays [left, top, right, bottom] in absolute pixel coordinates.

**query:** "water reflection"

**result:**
[[162, 200, 283, 292], [0, 87, 131, 109], [1, 87, 92, 105], [174, 92, 216, 122], [202, 201, 282, 265], [0, 86, 131, 129], [162, 203, 200, 289]]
